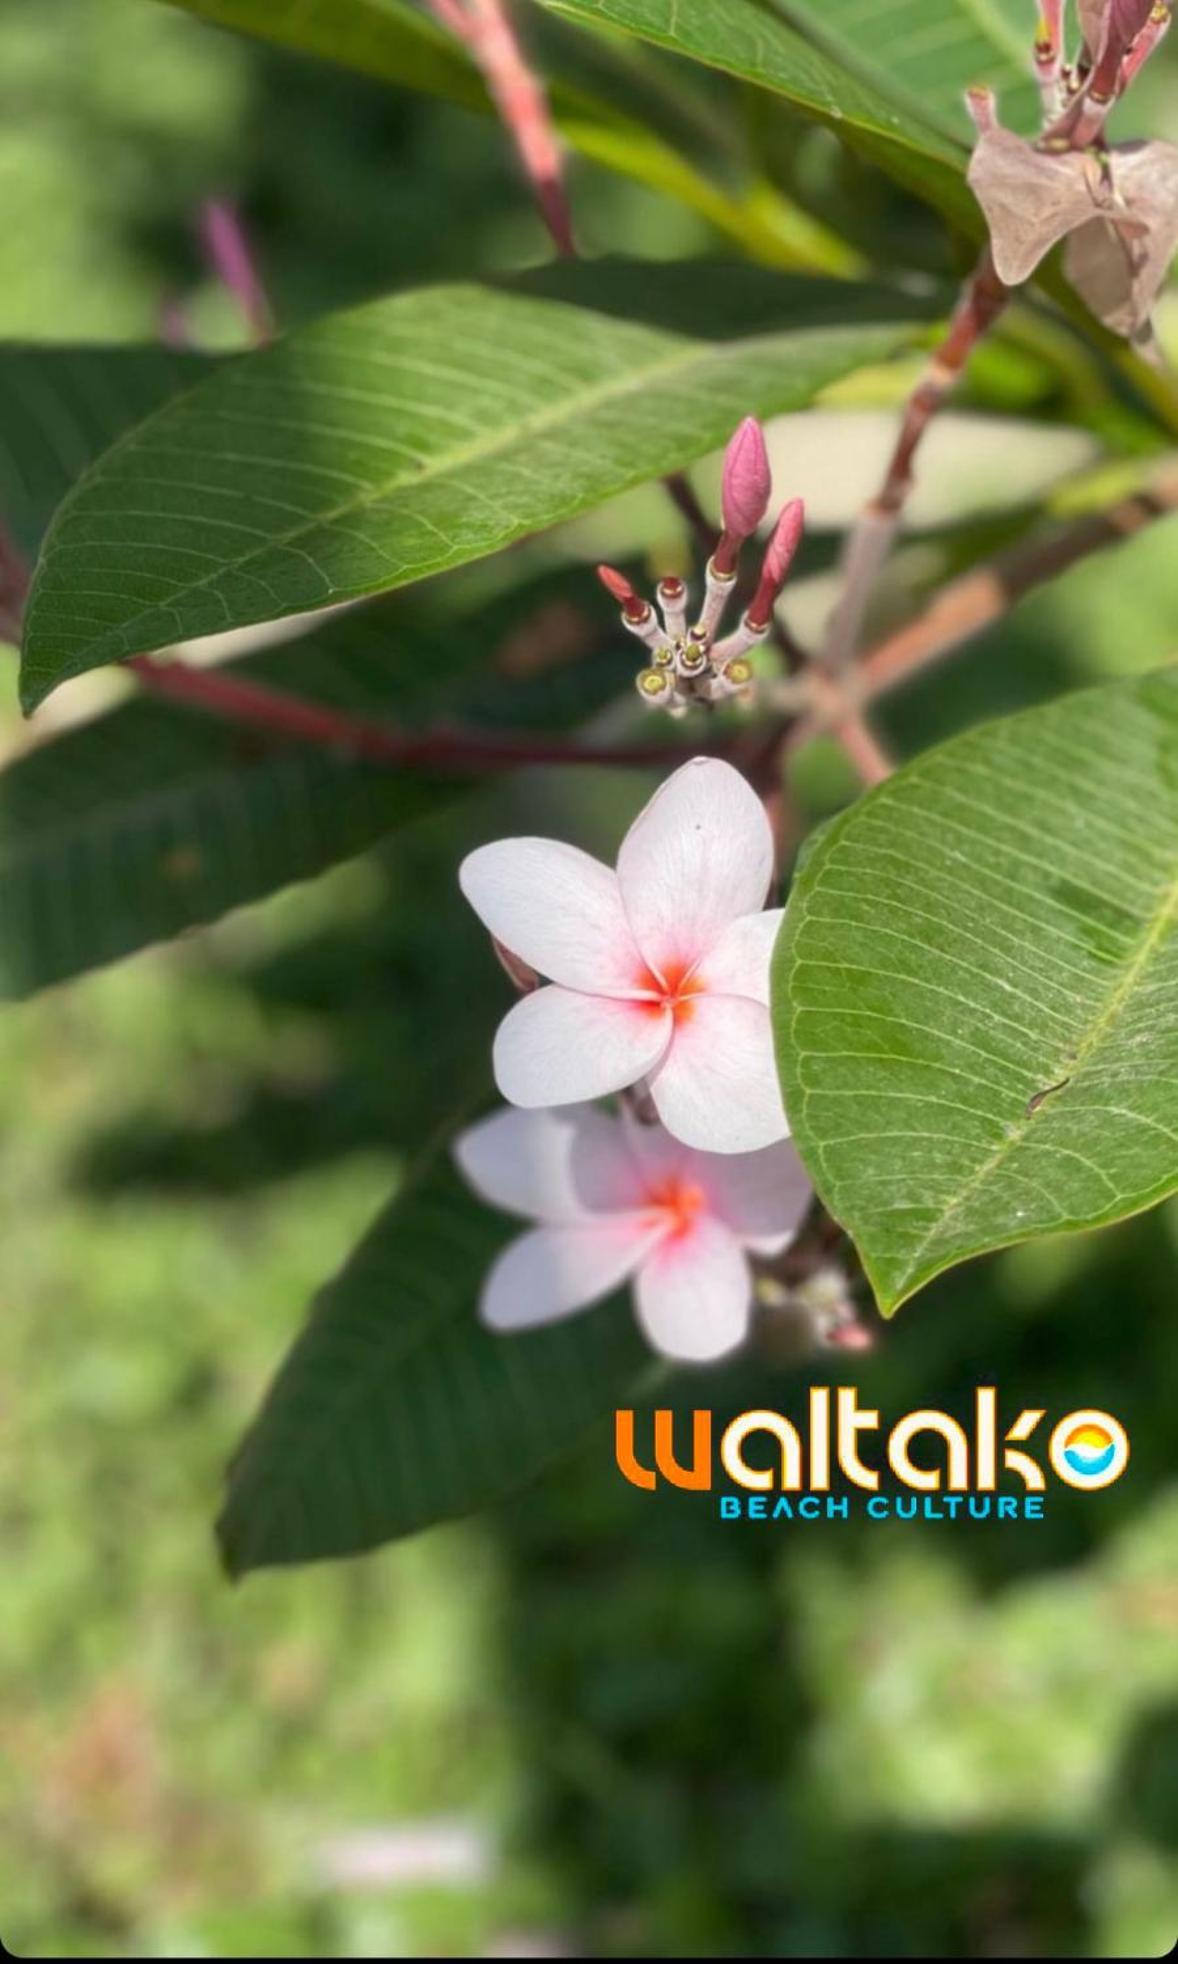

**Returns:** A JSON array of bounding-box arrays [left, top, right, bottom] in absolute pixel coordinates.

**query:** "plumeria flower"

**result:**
[[597, 417, 804, 715], [460, 757, 787, 1154], [454, 1103, 812, 1362]]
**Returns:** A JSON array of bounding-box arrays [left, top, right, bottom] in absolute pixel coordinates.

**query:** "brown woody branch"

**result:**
[[126, 655, 698, 774], [822, 248, 1010, 674], [854, 469, 1178, 704], [792, 463, 1178, 753]]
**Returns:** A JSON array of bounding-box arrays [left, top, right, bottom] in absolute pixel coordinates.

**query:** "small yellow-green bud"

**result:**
[[635, 666, 672, 704]]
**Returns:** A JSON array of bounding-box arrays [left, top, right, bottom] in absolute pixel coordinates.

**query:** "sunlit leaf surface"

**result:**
[[774, 668, 1178, 1311]]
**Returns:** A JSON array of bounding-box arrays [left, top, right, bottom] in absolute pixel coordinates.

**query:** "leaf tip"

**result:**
[[17, 665, 48, 718], [214, 1502, 253, 1583]]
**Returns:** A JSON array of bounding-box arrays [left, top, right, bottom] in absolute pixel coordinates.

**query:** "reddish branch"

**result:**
[[662, 470, 718, 560], [0, 523, 669, 773], [856, 467, 1178, 704], [199, 200, 274, 344], [822, 249, 1010, 671], [126, 655, 688, 773], [822, 0, 1174, 675], [425, 0, 574, 256], [0, 524, 28, 645], [9, 459, 1176, 787], [112, 470, 1178, 775], [791, 465, 1178, 754]]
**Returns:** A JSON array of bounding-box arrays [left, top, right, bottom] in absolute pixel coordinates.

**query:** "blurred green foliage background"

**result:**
[[1, 1, 1177, 1955]]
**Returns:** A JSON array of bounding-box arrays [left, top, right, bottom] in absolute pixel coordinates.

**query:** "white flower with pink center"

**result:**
[[459, 757, 788, 1154], [454, 1103, 812, 1362]]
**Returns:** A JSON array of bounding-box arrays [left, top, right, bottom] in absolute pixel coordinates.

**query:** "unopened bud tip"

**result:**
[[597, 562, 648, 621], [721, 416, 772, 542]]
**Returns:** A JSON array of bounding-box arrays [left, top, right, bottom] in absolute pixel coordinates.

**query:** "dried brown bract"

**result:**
[[1064, 140, 1178, 338], [965, 2, 1176, 342]]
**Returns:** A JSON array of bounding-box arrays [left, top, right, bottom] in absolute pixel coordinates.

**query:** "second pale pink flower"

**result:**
[[459, 757, 788, 1153]]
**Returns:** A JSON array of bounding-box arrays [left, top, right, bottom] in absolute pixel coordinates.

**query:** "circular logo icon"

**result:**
[[1049, 1410, 1129, 1490]]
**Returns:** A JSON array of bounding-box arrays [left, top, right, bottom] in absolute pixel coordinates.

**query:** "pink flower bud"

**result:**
[[825, 1322, 874, 1352], [747, 498, 805, 628], [721, 417, 772, 542], [596, 563, 649, 623], [1113, 0, 1156, 49], [763, 498, 805, 588]]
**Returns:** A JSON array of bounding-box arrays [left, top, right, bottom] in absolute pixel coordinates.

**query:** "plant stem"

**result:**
[[822, 248, 1010, 672], [786, 462, 1178, 755], [662, 470, 717, 559], [0, 523, 28, 644], [126, 654, 693, 773], [854, 467, 1178, 704], [426, 0, 574, 257], [795, 668, 894, 784]]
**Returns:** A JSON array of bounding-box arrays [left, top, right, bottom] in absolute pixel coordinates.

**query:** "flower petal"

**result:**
[[493, 986, 672, 1108], [619, 1108, 694, 1189], [617, 758, 774, 977], [695, 908, 784, 1006], [634, 1216, 751, 1362], [967, 125, 1105, 286], [649, 995, 787, 1153], [459, 838, 645, 994], [454, 1104, 642, 1222], [697, 1138, 812, 1254], [480, 1219, 659, 1331], [1063, 140, 1178, 338]]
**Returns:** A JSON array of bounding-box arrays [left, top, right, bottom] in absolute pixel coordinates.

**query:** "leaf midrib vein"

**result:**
[[890, 849, 1178, 1291], [26, 317, 867, 674]]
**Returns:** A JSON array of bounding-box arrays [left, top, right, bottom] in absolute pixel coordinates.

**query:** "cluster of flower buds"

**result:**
[[1036, 0, 1170, 141], [596, 418, 804, 715], [967, 1, 1177, 342], [754, 1259, 875, 1362]]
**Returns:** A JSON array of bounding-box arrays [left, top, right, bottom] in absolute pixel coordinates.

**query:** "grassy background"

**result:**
[[2, 2, 1177, 1954]]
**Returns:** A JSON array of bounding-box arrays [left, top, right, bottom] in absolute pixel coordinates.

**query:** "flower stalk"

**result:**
[[424, 0, 574, 257], [822, 0, 1178, 672]]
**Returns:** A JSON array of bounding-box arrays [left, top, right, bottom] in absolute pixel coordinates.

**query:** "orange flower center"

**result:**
[[644, 1176, 706, 1240], [634, 957, 704, 1026]]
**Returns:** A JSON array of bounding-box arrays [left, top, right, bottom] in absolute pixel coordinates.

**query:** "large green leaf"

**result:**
[[160, 0, 853, 270], [218, 1153, 649, 1572], [534, 4, 1178, 439], [0, 571, 625, 996], [773, 668, 1178, 1313], [20, 277, 920, 707], [163, 0, 486, 110], [538, 0, 979, 226], [0, 343, 213, 557], [777, 0, 1039, 143]]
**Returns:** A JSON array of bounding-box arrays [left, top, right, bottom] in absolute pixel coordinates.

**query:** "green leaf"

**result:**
[[0, 567, 626, 996], [537, 0, 979, 226], [159, 0, 856, 270], [218, 1152, 649, 1572], [0, 342, 214, 557], [777, 0, 1039, 144], [161, 0, 489, 111], [773, 667, 1178, 1314], [20, 276, 920, 707], [0, 622, 436, 999]]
